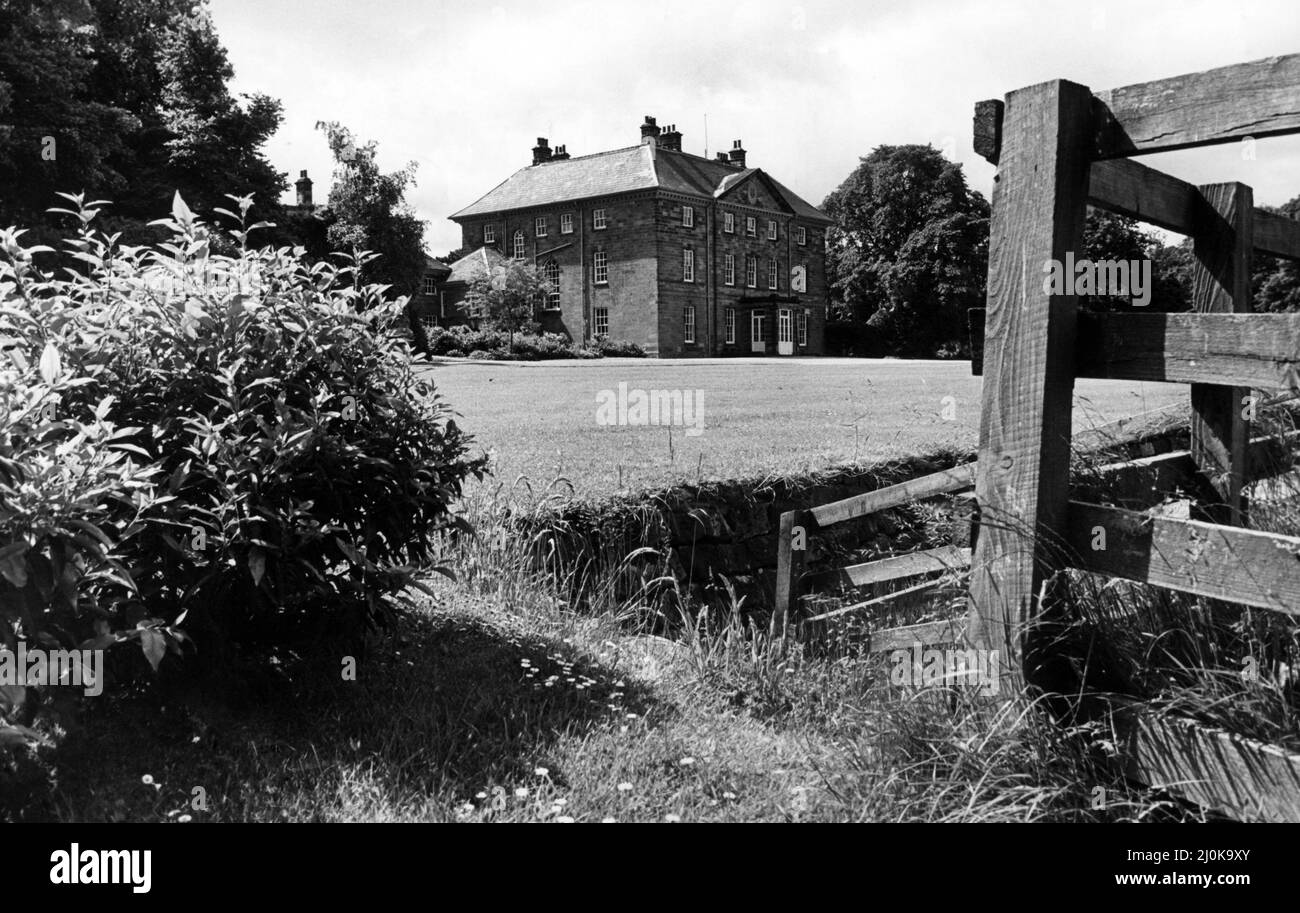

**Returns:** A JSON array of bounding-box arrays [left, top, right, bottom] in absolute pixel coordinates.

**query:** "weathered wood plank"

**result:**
[[867, 617, 968, 653], [1190, 183, 1253, 524], [772, 509, 808, 635], [1117, 703, 1300, 823], [1064, 501, 1300, 614], [803, 545, 971, 591], [973, 99, 1003, 164], [1093, 54, 1300, 158], [1074, 312, 1300, 389], [967, 80, 1094, 681], [1255, 209, 1300, 262], [1087, 157, 1200, 235], [808, 463, 977, 528]]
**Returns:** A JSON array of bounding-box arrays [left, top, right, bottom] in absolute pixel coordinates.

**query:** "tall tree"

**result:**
[[316, 121, 427, 298], [0, 0, 286, 243], [823, 144, 989, 356]]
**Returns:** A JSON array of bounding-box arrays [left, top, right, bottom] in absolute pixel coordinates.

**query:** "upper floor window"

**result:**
[[535, 216, 547, 238], [768, 257, 778, 290], [796, 225, 807, 246], [683, 305, 696, 344], [561, 212, 574, 234], [593, 250, 609, 284], [746, 216, 756, 237], [724, 253, 735, 286], [682, 248, 694, 283], [543, 260, 560, 309], [746, 256, 757, 288], [512, 231, 526, 260], [724, 212, 735, 233], [682, 205, 694, 227], [484, 224, 496, 244], [767, 219, 777, 241], [593, 208, 608, 230], [421, 275, 438, 296]]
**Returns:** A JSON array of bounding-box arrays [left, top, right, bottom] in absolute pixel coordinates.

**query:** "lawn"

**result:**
[[419, 357, 1186, 499]]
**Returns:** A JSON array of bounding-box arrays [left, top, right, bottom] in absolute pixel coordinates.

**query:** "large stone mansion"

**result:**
[[424, 116, 832, 357]]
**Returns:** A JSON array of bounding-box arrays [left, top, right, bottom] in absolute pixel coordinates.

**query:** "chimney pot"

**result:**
[[532, 137, 553, 165], [640, 115, 662, 145], [294, 169, 313, 207], [728, 140, 747, 168]]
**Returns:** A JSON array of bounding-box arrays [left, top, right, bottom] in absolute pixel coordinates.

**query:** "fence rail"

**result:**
[[775, 52, 1300, 821]]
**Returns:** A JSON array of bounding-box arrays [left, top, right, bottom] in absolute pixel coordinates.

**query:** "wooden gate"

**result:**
[[775, 54, 1300, 821]]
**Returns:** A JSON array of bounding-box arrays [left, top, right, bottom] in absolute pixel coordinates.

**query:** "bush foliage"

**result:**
[[423, 324, 645, 361], [0, 192, 483, 741]]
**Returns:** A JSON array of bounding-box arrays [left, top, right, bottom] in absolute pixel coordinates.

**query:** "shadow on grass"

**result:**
[[15, 606, 661, 822]]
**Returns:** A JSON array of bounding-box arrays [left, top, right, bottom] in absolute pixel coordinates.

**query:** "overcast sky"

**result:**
[[211, 0, 1300, 254]]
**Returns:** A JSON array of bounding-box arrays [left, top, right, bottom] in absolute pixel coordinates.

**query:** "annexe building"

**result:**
[[443, 117, 832, 356]]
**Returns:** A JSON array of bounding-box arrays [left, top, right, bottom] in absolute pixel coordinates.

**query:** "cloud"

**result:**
[[212, 0, 1300, 253]]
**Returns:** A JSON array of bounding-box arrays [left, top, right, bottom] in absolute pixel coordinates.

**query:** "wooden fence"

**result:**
[[774, 54, 1300, 821]]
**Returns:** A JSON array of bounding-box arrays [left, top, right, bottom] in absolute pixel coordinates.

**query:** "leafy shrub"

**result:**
[[425, 325, 645, 360], [584, 336, 646, 358], [0, 193, 484, 735]]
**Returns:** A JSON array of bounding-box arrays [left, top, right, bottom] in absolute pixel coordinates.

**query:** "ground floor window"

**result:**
[[683, 305, 696, 344], [543, 260, 560, 309], [798, 309, 808, 346], [593, 306, 609, 337], [725, 307, 735, 344], [751, 312, 766, 343]]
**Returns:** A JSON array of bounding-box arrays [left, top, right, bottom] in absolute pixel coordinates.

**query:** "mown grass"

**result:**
[[421, 358, 1185, 499]]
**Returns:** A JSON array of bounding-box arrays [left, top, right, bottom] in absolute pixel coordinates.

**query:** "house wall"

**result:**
[[449, 184, 830, 357]]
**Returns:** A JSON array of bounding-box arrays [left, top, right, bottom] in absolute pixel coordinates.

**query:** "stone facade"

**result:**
[[443, 120, 833, 357]]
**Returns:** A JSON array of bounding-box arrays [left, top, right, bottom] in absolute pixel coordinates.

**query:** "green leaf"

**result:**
[[140, 629, 166, 672], [0, 553, 27, 588], [248, 547, 267, 587], [39, 341, 60, 384], [172, 191, 194, 225]]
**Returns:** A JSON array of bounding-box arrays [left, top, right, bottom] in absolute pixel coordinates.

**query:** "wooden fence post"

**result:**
[[967, 80, 1094, 686], [773, 509, 808, 636], [1190, 183, 1254, 525]]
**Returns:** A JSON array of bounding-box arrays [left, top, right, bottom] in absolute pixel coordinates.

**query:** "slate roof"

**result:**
[[424, 255, 452, 276], [450, 144, 831, 223]]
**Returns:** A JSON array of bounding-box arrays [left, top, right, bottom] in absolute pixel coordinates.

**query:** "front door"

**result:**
[[777, 309, 793, 355], [751, 313, 766, 353]]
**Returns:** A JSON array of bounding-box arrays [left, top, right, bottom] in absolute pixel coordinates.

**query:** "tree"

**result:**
[[822, 144, 989, 356], [461, 259, 546, 347], [1080, 209, 1190, 312], [1253, 195, 1300, 314], [0, 0, 137, 234], [316, 121, 426, 295], [0, 0, 286, 245]]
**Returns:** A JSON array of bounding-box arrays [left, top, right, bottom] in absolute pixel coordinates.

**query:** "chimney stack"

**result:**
[[295, 169, 313, 207], [552, 144, 570, 160], [659, 124, 682, 152], [640, 115, 661, 146], [728, 140, 747, 169], [532, 137, 553, 165]]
